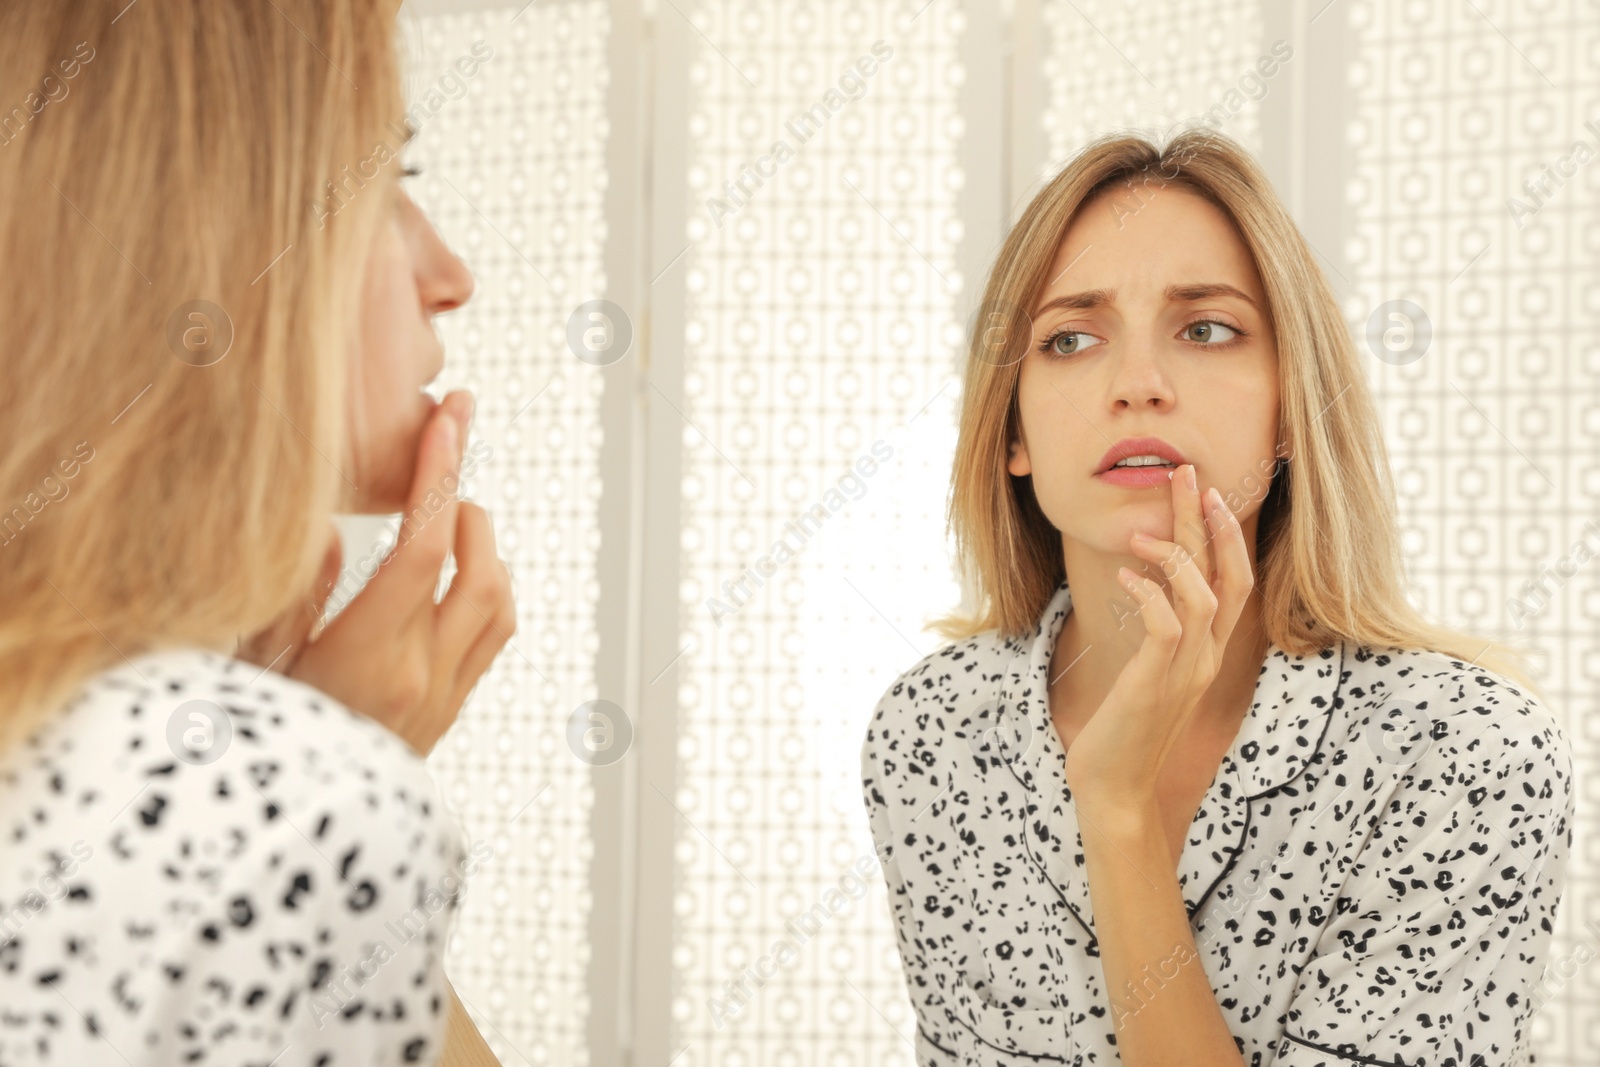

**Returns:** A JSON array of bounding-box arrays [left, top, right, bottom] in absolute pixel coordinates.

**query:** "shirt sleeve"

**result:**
[[861, 697, 960, 1067], [1273, 694, 1575, 1067]]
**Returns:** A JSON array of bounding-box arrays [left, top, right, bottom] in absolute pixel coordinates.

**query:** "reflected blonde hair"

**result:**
[[0, 0, 405, 751], [932, 128, 1540, 696]]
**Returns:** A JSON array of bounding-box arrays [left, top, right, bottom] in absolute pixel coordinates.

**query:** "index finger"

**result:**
[[1170, 462, 1213, 586], [380, 402, 468, 604]]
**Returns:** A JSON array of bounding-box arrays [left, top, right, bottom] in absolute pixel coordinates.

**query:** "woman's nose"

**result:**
[[1108, 347, 1176, 411], [422, 244, 474, 316]]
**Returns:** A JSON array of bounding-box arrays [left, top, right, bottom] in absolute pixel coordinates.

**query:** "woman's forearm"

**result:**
[[1076, 799, 1246, 1067], [439, 979, 503, 1067]]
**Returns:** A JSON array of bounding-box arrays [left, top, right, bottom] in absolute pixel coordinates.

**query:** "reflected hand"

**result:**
[[1061, 463, 1254, 817]]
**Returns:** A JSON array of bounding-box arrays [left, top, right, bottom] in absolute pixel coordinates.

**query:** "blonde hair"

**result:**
[[0, 0, 406, 751], [932, 128, 1541, 697]]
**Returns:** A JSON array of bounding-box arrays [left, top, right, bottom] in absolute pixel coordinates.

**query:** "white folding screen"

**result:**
[[392, 4, 612, 1065], [664, 4, 967, 1066], [1341, 1, 1598, 1061], [1037, 0, 1265, 179], [380, 1, 1597, 1064]]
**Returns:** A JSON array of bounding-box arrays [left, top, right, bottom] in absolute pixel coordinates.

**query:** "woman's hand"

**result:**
[[237, 390, 516, 756], [1061, 462, 1254, 817]]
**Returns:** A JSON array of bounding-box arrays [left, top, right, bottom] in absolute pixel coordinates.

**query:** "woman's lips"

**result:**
[[1094, 464, 1178, 488], [1095, 435, 1187, 473]]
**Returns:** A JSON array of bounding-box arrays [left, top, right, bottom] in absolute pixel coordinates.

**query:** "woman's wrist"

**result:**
[[1074, 789, 1163, 850]]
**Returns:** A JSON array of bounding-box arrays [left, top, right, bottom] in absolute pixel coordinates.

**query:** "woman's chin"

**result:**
[[345, 487, 408, 517], [344, 401, 436, 514], [344, 455, 418, 516]]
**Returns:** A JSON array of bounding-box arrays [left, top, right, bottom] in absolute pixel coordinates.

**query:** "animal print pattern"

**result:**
[[860, 580, 1575, 1066], [0, 647, 468, 1066]]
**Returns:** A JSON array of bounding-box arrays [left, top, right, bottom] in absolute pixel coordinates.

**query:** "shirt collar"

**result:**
[[997, 579, 1346, 943]]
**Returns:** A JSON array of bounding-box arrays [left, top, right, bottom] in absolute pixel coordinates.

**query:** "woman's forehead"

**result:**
[[1037, 193, 1265, 315]]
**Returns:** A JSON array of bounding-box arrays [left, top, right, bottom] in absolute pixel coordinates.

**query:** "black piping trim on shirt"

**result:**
[[997, 589, 1099, 948], [1185, 784, 1251, 922], [1281, 1030, 1420, 1066], [917, 1023, 956, 1057], [1001, 752, 1099, 954], [1185, 643, 1346, 925], [1003, 642, 1349, 948], [1246, 642, 1347, 802], [942, 1005, 1071, 1063]]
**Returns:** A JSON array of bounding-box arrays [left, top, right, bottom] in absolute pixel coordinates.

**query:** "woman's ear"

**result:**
[[1006, 436, 1031, 477]]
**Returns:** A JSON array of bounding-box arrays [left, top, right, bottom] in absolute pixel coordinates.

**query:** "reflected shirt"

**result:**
[[860, 580, 1575, 1066]]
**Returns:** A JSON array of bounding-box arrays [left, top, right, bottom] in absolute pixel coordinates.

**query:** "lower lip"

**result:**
[[1095, 465, 1178, 487]]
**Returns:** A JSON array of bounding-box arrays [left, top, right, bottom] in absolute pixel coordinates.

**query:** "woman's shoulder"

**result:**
[[1337, 641, 1569, 761], [0, 645, 467, 1063], [0, 642, 468, 910], [859, 628, 1021, 790], [4, 644, 449, 819], [1334, 641, 1574, 851], [864, 630, 1016, 731], [0, 641, 467, 914]]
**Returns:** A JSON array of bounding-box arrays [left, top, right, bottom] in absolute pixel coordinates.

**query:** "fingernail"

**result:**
[[440, 413, 458, 450], [1132, 530, 1153, 542], [1186, 464, 1197, 491]]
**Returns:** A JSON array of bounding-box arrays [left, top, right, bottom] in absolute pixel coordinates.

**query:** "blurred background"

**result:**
[[327, 1, 1600, 1063]]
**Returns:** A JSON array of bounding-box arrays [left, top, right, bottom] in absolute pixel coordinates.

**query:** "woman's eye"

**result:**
[[1039, 330, 1101, 357], [1183, 319, 1241, 345]]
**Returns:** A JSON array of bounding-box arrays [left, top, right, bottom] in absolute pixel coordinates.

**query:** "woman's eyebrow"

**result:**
[[1033, 282, 1260, 317]]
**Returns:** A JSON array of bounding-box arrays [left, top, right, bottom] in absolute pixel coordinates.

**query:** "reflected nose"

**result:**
[[415, 211, 474, 316]]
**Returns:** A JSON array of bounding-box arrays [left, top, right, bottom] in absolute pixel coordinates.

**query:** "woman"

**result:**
[[0, 2, 512, 1064], [860, 129, 1574, 1066]]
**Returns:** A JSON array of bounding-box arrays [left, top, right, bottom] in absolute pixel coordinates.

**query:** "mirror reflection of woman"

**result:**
[[862, 129, 1574, 1067], [1, 2, 511, 1064]]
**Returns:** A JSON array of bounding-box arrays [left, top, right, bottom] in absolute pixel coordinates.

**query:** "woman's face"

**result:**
[[1007, 183, 1280, 559], [350, 177, 475, 513]]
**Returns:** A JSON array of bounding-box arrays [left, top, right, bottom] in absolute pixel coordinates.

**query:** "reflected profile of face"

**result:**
[[349, 171, 475, 514], [1006, 182, 1281, 563]]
